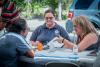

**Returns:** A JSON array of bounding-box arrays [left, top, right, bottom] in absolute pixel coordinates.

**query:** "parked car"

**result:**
[[66, 0, 100, 33]]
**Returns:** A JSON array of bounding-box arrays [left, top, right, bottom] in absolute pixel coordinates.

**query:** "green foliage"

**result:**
[[11, 0, 73, 20], [43, 0, 58, 10], [62, 10, 67, 20], [11, 0, 26, 8]]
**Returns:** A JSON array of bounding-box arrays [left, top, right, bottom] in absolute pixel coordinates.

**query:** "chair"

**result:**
[[45, 62, 80, 67], [93, 52, 100, 67]]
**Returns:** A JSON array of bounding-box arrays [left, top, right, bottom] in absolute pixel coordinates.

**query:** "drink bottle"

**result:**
[[37, 41, 43, 51], [73, 45, 78, 55]]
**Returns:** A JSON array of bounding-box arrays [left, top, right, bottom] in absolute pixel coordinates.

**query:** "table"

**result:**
[[20, 48, 96, 65]]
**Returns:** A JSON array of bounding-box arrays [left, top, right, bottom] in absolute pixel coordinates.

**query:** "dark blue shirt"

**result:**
[[0, 32, 32, 67], [30, 23, 70, 45]]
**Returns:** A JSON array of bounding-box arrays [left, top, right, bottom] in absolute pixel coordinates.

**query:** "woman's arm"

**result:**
[[63, 39, 74, 49], [56, 36, 75, 49], [78, 33, 98, 51], [57, 32, 98, 52]]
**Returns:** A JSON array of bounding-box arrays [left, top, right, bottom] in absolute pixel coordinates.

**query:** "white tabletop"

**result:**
[[20, 48, 96, 64]]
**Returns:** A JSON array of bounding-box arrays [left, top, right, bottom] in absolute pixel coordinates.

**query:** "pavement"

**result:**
[[26, 19, 67, 31]]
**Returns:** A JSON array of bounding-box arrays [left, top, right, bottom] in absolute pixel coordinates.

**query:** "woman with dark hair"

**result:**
[[30, 9, 70, 47], [8, 18, 29, 37], [0, 18, 34, 67]]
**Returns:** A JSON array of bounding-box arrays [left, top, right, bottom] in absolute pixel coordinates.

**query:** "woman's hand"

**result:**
[[55, 36, 64, 43]]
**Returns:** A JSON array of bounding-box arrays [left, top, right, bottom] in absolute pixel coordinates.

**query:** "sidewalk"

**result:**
[[26, 19, 66, 31]]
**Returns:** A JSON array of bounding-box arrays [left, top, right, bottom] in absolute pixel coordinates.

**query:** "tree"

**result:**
[[11, 0, 73, 20]]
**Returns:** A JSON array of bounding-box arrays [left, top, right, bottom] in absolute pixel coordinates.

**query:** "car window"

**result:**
[[75, 0, 95, 9], [98, 1, 100, 10]]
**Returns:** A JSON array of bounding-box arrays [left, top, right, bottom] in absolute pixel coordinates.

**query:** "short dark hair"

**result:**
[[44, 9, 55, 17], [8, 18, 27, 34]]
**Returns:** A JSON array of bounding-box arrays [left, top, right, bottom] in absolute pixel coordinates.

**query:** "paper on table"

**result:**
[[47, 37, 64, 49]]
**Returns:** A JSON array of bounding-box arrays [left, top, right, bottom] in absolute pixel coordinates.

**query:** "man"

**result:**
[[0, 18, 34, 67]]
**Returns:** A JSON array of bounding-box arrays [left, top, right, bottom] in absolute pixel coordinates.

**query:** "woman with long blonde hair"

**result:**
[[56, 16, 98, 52]]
